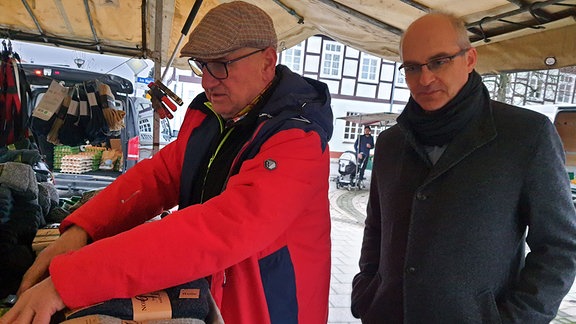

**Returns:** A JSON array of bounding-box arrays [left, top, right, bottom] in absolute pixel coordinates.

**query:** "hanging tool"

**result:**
[[147, 82, 175, 119], [150, 95, 173, 120], [154, 79, 183, 106]]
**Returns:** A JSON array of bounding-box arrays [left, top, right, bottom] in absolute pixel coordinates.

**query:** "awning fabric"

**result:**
[[1, 0, 575, 74]]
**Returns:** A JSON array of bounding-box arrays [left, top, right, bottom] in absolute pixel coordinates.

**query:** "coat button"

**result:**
[[406, 266, 416, 274], [416, 192, 427, 200]]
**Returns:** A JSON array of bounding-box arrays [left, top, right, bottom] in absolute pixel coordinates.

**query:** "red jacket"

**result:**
[[51, 66, 333, 323]]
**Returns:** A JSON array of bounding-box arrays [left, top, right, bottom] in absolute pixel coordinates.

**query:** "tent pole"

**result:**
[[153, 0, 164, 155], [160, 0, 204, 82]]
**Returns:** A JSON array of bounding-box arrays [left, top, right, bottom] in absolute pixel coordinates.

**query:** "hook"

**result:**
[[479, 17, 491, 43]]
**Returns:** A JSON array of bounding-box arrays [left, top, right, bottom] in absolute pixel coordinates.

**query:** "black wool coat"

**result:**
[[351, 100, 576, 323]]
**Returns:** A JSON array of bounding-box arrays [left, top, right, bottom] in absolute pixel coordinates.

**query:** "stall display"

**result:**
[[30, 79, 126, 148]]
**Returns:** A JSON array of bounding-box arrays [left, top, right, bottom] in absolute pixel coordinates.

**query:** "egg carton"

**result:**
[[59, 154, 96, 174]]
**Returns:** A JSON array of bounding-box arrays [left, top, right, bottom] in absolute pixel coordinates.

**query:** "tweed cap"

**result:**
[[180, 1, 278, 60]]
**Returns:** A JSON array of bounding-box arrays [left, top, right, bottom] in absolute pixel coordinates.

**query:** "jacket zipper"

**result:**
[[199, 105, 232, 203]]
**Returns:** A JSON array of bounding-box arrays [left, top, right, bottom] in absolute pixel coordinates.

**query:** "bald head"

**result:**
[[400, 13, 471, 61], [399, 13, 477, 111]]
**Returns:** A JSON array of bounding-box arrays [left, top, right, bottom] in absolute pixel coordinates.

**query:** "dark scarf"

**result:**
[[397, 71, 488, 146]]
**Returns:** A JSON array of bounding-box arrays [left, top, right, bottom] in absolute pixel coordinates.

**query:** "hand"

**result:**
[[0, 278, 66, 324], [366, 144, 372, 149], [17, 225, 89, 295]]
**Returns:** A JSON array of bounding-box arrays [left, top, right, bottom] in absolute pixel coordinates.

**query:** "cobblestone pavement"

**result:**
[[327, 161, 576, 323]]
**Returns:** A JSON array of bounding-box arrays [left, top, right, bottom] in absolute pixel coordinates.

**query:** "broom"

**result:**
[[98, 82, 125, 131], [47, 89, 72, 145]]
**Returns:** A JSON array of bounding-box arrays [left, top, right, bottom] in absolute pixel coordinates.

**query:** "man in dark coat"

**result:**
[[351, 12, 576, 323], [354, 125, 374, 182]]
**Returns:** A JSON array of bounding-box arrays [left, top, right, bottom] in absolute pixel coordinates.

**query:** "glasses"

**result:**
[[398, 48, 470, 76], [188, 49, 265, 80]]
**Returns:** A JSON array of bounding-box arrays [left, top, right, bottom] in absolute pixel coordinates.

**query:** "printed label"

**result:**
[[179, 288, 200, 299], [131, 290, 172, 321], [68, 99, 79, 116], [79, 101, 89, 117], [87, 92, 98, 107], [32, 80, 68, 121]]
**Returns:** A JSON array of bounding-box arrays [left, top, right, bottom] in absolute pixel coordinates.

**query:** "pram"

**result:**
[[335, 151, 365, 190]]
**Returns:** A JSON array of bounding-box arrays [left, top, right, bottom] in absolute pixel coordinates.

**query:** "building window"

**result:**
[[557, 74, 574, 104], [359, 53, 380, 83], [343, 112, 389, 141], [343, 112, 361, 140], [282, 41, 304, 74], [139, 118, 151, 133], [320, 41, 343, 79], [529, 74, 543, 100]]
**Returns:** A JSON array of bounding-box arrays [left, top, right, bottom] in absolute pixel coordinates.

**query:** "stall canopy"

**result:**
[[0, 0, 575, 75], [337, 112, 400, 127]]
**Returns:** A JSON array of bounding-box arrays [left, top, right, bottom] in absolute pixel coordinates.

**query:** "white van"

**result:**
[[551, 105, 576, 179], [522, 104, 576, 182], [133, 97, 178, 160]]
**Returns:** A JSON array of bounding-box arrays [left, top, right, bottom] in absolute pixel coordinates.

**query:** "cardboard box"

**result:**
[[32, 227, 60, 253], [110, 138, 122, 154]]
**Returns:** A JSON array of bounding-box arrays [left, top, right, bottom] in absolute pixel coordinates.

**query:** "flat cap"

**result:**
[[180, 1, 278, 60]]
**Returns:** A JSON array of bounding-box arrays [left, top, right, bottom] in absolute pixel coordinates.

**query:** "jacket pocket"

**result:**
[[351, 271, 382, 318]]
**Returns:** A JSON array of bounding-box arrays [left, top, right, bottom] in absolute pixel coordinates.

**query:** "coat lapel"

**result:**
[[424, 103, 497, 185]]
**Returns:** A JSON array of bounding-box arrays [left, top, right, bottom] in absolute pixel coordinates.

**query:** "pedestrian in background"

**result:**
[[351, 12, 576, 323], [354, 125, 374, 182], [2, 2, 333, 323]]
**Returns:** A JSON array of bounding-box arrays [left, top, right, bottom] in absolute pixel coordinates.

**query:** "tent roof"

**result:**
[[337, 112, 399, 126], [1, 0, 575, 74]]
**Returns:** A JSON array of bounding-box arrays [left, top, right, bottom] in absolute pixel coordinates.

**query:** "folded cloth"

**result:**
[[10, 197, 45, 245], [0, 137, 32, 152], [0, 186, 13, 223], [37, 182, 59, 217], [45, 206, 69, 224], [68, 189, 102, 213], [61, 314, 206, 324], [66, 279, 210, 322], [0, 162, 39, 200], [0, 149, 42, 165]]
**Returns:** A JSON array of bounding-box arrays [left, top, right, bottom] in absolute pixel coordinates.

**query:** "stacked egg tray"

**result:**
[[59, 153, 97, 174], [84, 146, 106, 171], [53, 145, 81, 171]]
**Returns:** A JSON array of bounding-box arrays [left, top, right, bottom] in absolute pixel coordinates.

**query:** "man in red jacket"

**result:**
[[2, 2, 333, 323]]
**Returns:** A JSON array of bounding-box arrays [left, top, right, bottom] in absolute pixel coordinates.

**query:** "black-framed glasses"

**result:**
[[188, 49, 265, 80], [398, 48, 470, 75]]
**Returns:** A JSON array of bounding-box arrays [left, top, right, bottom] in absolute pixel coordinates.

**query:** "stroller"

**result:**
[[335, 151, 365, 190]]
